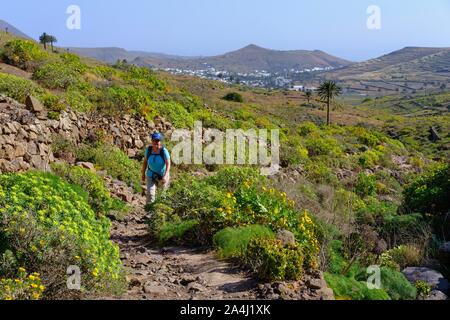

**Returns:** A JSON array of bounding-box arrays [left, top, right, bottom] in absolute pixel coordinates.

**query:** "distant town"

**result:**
[[155, 63, 336, 90]]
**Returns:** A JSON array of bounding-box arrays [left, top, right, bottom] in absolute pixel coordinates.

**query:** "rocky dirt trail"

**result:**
[[110, 194, 261, 300], [103, 178, 334, 301]]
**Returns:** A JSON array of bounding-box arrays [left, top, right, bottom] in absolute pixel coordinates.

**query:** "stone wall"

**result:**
[[0, 95, 173, 173]]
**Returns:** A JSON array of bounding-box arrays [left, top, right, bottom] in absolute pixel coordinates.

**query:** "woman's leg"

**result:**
[[146, 175, 157, 204]]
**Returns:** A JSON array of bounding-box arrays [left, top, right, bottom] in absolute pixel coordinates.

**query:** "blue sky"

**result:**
[[1, 0, 449, 61]]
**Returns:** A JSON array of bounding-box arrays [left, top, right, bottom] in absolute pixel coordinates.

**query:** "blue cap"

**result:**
[[151, 132, 163, 141]]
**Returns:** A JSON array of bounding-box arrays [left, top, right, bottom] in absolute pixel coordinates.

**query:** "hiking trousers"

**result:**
[[146, 173, 170, 204]]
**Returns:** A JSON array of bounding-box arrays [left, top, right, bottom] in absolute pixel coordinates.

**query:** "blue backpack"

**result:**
[[146, 146, 168, 178]]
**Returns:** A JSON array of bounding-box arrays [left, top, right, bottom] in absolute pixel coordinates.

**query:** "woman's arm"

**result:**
[[141, 155, 148, 182], [163, 159, 171, 180]]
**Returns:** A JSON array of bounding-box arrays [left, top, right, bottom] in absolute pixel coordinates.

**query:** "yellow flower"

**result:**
[[226, 193, 232, 199], [28, 275, 36, 281], [18, 267, 26, 273], [30, 283, 38, 289], [39, 285, 45, 291], [218, 208, 224, 212], [5, 296, 13, 301], [14, 279, 23, 284], [75, 256, 81, 260]]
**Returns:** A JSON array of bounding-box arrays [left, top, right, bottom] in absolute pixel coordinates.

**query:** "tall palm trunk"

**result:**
[[326, 95, 331, 125]]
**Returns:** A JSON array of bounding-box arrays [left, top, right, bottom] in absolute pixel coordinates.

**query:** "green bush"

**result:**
[[213, 225, 274, 259], [2, 40, 48, 70], [305, 136, 342, 157], [50, 163, 128, 217], [354, 173, 377, 198], [381, 245, 422, 270], [402, 163, 450, 215], [297, 122, 319, 136], [415, 280, 431, 298], [244, 238, 304, 282], [324, 272, 390, 300], [358, 150, 382, 169], [76, 144, 142, 193], [155, 101, 194, 128], [223, 92, 244, 103], [205, 166, 261, 192], [379, 267, 417, 300], [380, 213, 427, 245], [158, 219, 200, 245], [0, 171, 124, 299], [97, 85, 154, 115], [0, 73, 45, 103], [33, 61, 83, 89]]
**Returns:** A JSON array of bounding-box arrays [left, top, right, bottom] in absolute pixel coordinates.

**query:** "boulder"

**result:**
[[422, 290, 448, 301], [143, 282, 168, 296], [27, 141, 38, 155], [25, 95, 44, 113], [402, 267, 449, 295], [276, 229, 296, 246], [76, 162, 96, 172]]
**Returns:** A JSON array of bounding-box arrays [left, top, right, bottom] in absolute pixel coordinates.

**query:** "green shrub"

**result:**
[[324, 273, 390, 300], [0, 171, 124, 299], [297, 122, 318, 136], [33, 61, 83, 89], [0, 268, 45, 300], [325, 240, 364, 278], [65, 84, 95, 112], [223, 92, 244, 103], [305, 136, 342, 157], [244, 238, 304, 282], [415, 280, 431, 298], [380, 245, 422, 270], [380, 213, 427, 245], [213, 225, 274, 259], [40, 93, 65, 112], [2, 40, 48, 70], [50, 163, 128, 217], [358, 150, 382, 169], [76, 144, 142, 193], [155, 101, 194, 128], [356, 199, 397, 226], [402, 163, 450, 215], [0, 73, 45, 103], [354, 173, 377, 198], [379, 267, 417, 300], [205, 166, 261, 192], [158, 219, 200, 245]]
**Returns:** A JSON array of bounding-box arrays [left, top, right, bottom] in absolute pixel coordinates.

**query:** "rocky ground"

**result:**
[[104, 183, 334, 301]]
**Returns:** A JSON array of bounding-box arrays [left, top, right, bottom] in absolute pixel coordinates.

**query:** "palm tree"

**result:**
[[48, 35, 57, 52], [39, 32, 49, 50], [305, 90, 312, 104], [317, 81, 342, 125]]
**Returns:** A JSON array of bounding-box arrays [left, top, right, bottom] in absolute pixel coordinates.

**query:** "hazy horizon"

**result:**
[[1, 0, 449, 62]]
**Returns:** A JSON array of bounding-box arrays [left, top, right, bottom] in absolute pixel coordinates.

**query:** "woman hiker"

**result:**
[[141, 132, 171, 205]]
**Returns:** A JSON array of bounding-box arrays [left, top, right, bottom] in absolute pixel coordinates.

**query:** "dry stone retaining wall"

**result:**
[[0, 95, 173, 173]]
